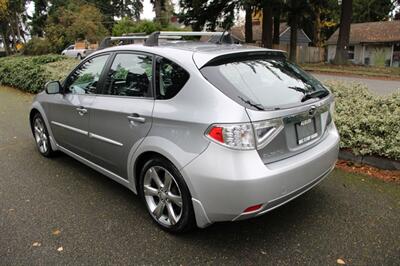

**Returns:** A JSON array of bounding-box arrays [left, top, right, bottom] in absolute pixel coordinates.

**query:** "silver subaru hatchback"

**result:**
[[30, 32, 339, 232]]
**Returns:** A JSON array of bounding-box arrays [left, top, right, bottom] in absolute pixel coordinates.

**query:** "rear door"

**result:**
[[48, 53, 110, 160], [89, 52, 154, 178], [199, 52, 333, 164]]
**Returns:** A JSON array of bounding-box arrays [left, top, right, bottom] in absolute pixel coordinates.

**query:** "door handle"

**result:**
[[127, 114, 145, 123], [76, 107, 88, 116]]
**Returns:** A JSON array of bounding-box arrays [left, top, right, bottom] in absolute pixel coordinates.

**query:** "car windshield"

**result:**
[[200, 54, 329, 110]]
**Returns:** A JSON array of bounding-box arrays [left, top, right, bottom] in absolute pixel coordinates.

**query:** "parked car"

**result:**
[[61, 44, 94, 60], [30, 32, 339, 233]]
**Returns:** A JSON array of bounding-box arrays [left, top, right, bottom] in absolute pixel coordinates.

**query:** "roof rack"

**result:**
[[98, 31, 233, 50]]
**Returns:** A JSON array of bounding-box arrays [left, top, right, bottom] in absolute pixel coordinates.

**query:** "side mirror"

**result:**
[[45, 81, 62, 94]]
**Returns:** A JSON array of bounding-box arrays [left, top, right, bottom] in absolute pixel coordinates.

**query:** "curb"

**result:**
[[339, 150, 400, 170]]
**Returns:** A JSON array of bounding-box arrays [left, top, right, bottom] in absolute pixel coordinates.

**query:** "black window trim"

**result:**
[[62, 49, 190, 100]]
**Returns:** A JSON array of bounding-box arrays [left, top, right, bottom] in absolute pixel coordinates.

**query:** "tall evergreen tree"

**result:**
[[30, 0, 47, 37], [178, 0, 237, 31], [261, 0, 273, 48], [333, 0, 353, 65], [286, 0, 310, 62]]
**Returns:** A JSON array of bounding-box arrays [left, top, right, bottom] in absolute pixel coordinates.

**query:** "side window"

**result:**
[[65, 55, 109, 95], [156, 57, 189, 99], [102, 53, 152, 97]]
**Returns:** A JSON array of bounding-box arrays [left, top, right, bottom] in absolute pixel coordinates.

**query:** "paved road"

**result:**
[[1, 87, 399, 265], [312, 73, 400, 96]]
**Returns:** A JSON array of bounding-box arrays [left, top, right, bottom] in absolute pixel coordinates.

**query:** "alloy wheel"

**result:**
[[33, 118, 48, 154], [143, 166, 183, 226]]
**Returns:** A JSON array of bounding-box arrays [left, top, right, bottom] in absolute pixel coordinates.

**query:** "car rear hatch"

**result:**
[[199, 50, 334, 164]]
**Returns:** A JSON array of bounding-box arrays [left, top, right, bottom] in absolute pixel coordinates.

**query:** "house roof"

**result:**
[[326, 20, 400, 45], [231, 22, 290, 42], [231, 22, 311, 44]]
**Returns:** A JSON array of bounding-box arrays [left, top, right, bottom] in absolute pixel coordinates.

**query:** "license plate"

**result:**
[[296, 118, 318, 145]]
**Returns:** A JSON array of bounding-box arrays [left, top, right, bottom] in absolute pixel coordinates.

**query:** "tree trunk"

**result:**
[[1, 29, 12, 55], [15, 13, 25, 44], [245, 5, 253, 43], [261, 1, 273, 48], [313, 5, 321, 47], [154, 0, 162, 23], [333, 0, 353, 65], [9, 23, 17, 52], [273, 10, 280, 45], [289, 17, 298, 62]]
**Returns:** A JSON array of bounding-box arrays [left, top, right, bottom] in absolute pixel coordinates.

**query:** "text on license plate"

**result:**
[[296, 118, 318, 145]]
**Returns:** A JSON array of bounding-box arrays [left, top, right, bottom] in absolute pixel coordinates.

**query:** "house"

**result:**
[[326, 20, 400, 67], [230, 22, 312, 47]]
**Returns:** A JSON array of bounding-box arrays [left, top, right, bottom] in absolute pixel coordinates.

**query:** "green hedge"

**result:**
[[0, 55, 77, 93], [0, 55, 399, 160], [327, 81, 400, 160]]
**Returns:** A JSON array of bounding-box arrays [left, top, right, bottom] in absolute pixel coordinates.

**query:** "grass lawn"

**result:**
[[301, 63, 400, 79]]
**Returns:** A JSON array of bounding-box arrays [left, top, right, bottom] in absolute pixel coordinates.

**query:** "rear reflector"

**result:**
[[243, 204, 263, 213]]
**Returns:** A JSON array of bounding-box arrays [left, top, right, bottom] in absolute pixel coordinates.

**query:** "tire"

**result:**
[[32, 113, 54, 157], [139, 157, 196, 233]]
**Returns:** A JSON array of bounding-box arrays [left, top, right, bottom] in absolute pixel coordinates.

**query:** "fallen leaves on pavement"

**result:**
[[52, 229, 61, 236], [337, 258, 346, 264], [336, 160, 400, 183], [32, 242, 41, 247]]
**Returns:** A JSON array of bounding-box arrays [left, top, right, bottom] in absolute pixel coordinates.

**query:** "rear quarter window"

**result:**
[[156, 57, 190, 100]]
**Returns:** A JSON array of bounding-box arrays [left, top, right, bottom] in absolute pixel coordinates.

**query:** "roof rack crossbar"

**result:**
[[98, 31, 232, 49], [159, 31, 224, 36], [144, 31, 226, 46]]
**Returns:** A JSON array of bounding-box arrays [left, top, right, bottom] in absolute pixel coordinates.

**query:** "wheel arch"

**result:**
[[29, 108, 40, 134], [133, 151, 171, 194], [29, 103, 58, 151]]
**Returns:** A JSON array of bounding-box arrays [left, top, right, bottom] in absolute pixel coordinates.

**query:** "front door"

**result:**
[[48, 54, 110, 160], [89, 52, 154, 178]]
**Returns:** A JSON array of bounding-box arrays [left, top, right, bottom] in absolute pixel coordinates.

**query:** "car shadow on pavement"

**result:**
[[49, 150, 330, 239]]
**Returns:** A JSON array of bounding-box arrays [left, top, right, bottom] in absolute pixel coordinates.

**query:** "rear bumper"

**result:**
[[182, 123, 340, 228]]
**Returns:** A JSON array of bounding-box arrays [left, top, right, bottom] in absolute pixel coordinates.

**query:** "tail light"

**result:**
[[205, 118, 284, 150], [206, 123, 255, 150], [327, 101, 335, 126], [252, 119, 284, 149]]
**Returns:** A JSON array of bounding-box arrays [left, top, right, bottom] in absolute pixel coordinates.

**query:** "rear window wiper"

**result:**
[[301, 90, 329, 102], [238, 96, 265, 111]]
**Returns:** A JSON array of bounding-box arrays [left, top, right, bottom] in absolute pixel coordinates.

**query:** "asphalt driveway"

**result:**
[[0, 87, 399, 265], [312, 73, 400, 96]]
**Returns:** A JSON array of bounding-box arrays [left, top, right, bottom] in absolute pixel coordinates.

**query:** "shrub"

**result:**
[[23, 37, 53, 55], [0, 55, 78, 93], [1, 55, 399, 160], [326, 81, 400, 160]]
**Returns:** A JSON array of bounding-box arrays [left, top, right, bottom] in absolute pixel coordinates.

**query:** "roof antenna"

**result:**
[[217, 30, 233, 44], [218, 30, 227, 44]]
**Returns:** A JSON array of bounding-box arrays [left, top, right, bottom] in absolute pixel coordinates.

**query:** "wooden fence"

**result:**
[[251, 43, 326, 63]]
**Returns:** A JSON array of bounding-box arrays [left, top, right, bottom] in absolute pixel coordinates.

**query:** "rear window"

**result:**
[[200, 54, 328, 110]]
